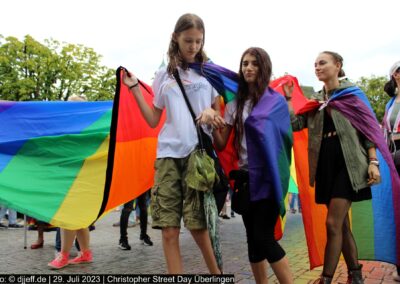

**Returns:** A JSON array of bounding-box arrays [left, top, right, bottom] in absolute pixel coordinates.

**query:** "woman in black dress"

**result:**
[[284, 51, 381, 284]]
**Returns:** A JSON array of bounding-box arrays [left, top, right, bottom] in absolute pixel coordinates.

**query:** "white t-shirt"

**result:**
[[152, 66, 219, 158], [224, 99, 252, 169]]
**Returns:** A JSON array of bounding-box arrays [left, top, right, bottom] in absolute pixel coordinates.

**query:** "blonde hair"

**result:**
[[68, 95, 87, 102]]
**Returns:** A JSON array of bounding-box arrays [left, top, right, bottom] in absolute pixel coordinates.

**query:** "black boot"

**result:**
[[313, 276, 332, 284], [347, 264, 364, 284]]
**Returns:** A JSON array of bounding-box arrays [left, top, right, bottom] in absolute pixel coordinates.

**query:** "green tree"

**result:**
[[0, 34, 116, 101], [356, 75, 389, 122]]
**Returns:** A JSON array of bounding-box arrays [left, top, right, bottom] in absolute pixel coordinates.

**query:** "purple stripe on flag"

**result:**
[[0, 101, 16, 113]]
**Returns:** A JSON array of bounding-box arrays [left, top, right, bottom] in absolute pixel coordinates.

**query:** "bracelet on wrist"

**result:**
[[369, 160, 379, 166], [129, 81, 139, 89], [369, 157, 378, 161]]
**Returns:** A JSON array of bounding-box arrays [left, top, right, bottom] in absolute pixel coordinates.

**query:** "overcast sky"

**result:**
[[1, 0, 399, 90]]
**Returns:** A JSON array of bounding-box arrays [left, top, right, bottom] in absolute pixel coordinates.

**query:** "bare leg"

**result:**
[[322, 198, 352, 277], [250, 260, 268, 284], [190, 229, 221, 274], [270, 256, 293, 284], [31, 223, 45, 248], [61, 229, 77, 254], [162, 227, 182, 273], [37, 226, 44, 243], [75, 228, 90, 252]]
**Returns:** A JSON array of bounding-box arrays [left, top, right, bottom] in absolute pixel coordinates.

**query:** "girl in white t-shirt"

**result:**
[[122, 13, 224, 274], [213, 47, 293, 283]]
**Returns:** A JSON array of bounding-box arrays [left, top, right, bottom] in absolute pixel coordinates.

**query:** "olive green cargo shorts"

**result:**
[[151, 156, 206, 230]]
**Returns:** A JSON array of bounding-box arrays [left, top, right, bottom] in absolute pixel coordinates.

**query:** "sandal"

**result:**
[[31, 241, 44, 249]]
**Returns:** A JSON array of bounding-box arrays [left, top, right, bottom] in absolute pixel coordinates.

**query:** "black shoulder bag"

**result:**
[[173, 70, 229, 213]]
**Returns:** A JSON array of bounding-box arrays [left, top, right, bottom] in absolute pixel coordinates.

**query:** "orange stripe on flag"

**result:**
[[105, 138, 158, 213]]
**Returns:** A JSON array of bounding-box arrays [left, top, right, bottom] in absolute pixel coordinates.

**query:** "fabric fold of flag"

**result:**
[[98, 67, 165, 219]]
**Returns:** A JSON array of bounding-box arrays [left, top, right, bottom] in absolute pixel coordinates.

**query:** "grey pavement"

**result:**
[[0, 208, 398, 283]]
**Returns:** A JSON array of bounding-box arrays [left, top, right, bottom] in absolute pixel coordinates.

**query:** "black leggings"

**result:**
[[242, 198, 286, 263], [120, 190, 149, 241]]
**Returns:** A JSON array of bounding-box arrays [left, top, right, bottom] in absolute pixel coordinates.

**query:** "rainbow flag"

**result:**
[[191, 63, 293, 240], [0, 67, 164, 230], [0, 100, 112, 229], [290, 84, 400, 268]]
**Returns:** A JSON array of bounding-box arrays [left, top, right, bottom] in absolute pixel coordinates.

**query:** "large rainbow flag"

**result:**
[[284, 78, 400, 268], [0, 67, 164, 230]]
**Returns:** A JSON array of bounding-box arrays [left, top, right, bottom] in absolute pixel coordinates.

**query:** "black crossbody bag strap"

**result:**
[[173, 71, 230, 216], [173, 70, 205, 150]]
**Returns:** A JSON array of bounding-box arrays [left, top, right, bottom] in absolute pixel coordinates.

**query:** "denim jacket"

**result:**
[[290, 81, 373, 191]]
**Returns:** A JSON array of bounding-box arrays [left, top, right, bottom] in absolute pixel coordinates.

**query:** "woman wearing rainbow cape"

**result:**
[[284, 51, 400, 283], [213, 47, 293, 283]]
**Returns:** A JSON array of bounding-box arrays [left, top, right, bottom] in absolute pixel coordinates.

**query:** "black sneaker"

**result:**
[[0, 223, 7, 229], [140, 235, 153, 246], [118, 239, 131, 250], [230, 212, 235, 218], [220, 214, 230, 220], [8, 224, 23, 229]]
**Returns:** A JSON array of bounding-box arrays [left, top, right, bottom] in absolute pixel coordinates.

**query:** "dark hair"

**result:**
[[233, 47, 272, 156], [167, 13, 208, 75], [321, 51, 346, 77], [384, 78, 397, 97]]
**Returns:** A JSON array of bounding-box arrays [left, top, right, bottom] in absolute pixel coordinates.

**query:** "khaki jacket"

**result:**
[[290, 82, 373, 191]]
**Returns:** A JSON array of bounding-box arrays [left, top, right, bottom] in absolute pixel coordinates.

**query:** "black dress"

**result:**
[[315, 109, 372, 204]]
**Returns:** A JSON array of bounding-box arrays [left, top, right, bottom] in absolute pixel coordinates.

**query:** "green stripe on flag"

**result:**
[[224, 91, 236, 103], [352, 200, 374, 259]]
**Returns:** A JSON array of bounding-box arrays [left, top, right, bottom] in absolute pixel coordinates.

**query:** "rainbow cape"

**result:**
[[291, 84, 400, 268], [0, 67, 163, 229], [190, 62, 293, 239]]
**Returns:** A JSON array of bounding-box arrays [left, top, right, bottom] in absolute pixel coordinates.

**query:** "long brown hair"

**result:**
[[384, 77, 398, 97], [233, 47, 272, 157], [167, 13, 208, 75], [385, 62, 400, 97]]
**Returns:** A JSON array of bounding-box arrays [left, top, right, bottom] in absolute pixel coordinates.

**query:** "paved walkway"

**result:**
[[0, 209, 398, 283]]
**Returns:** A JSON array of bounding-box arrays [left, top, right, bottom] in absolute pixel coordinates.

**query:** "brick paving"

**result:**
[[0, 208, 398, 283]]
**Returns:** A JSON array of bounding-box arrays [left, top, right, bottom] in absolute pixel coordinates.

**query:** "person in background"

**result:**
[[284, 51, 380, 284], [288, 180, 301, 214], [213, 47, 293, 283], [381, 60, 400, 282], [48, 94, 93, 269], [122, 13, 222, 274], [0, 206, 23, 229], [30, 220, 46, 249], [219, 197, 231, 220], [118, 190, 153, 250]]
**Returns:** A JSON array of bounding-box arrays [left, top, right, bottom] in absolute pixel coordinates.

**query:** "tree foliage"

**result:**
[[356, 75, 389, 122], [0, 35, 116, 101]]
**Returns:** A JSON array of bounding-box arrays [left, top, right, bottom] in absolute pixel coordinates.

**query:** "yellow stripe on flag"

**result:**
[[51, 137, 109, 229]]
